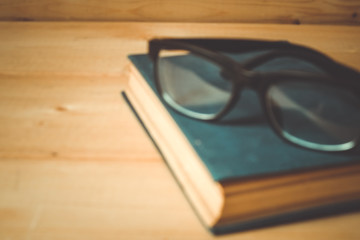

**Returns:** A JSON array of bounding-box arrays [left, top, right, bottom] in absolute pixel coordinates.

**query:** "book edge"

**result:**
[[123, 64, 225, 226]]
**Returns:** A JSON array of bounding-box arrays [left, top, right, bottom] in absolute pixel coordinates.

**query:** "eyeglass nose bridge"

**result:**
[[227, 64, 259, 88]]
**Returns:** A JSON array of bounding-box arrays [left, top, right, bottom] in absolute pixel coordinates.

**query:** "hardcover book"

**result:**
[[122, 53, 360, 234]]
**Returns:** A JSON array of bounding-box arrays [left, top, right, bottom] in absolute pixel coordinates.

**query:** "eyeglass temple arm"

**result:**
[[238, 49, 360, 85], [149, 38, 318, 54], [148, 39, 291, 61], [149, 38, 360, 84]]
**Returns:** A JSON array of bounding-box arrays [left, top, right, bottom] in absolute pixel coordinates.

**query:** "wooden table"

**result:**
[[0, 22, 359, 240]]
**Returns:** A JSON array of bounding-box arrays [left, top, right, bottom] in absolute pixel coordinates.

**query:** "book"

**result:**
[[122, 53, 360, 234]]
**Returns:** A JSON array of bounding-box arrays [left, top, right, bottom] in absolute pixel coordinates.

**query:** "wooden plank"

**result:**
[[0, 22, 359, 239], [0, 0, 359, 25], [0, 22, 359, 74]]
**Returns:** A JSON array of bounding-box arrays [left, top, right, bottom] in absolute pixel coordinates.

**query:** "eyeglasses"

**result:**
[[148, 38, 360, 152]]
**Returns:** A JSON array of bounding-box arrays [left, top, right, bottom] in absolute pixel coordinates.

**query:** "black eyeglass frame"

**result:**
[[148, 38, 360, 152]]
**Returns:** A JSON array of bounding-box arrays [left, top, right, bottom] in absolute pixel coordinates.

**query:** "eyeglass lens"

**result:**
[[266, 81, 360, 151], [157, 50, 232, 118]]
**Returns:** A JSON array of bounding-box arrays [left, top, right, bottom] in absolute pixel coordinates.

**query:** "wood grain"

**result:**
[[0, 22, 359, 239], [0, 0, 359, 25]]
